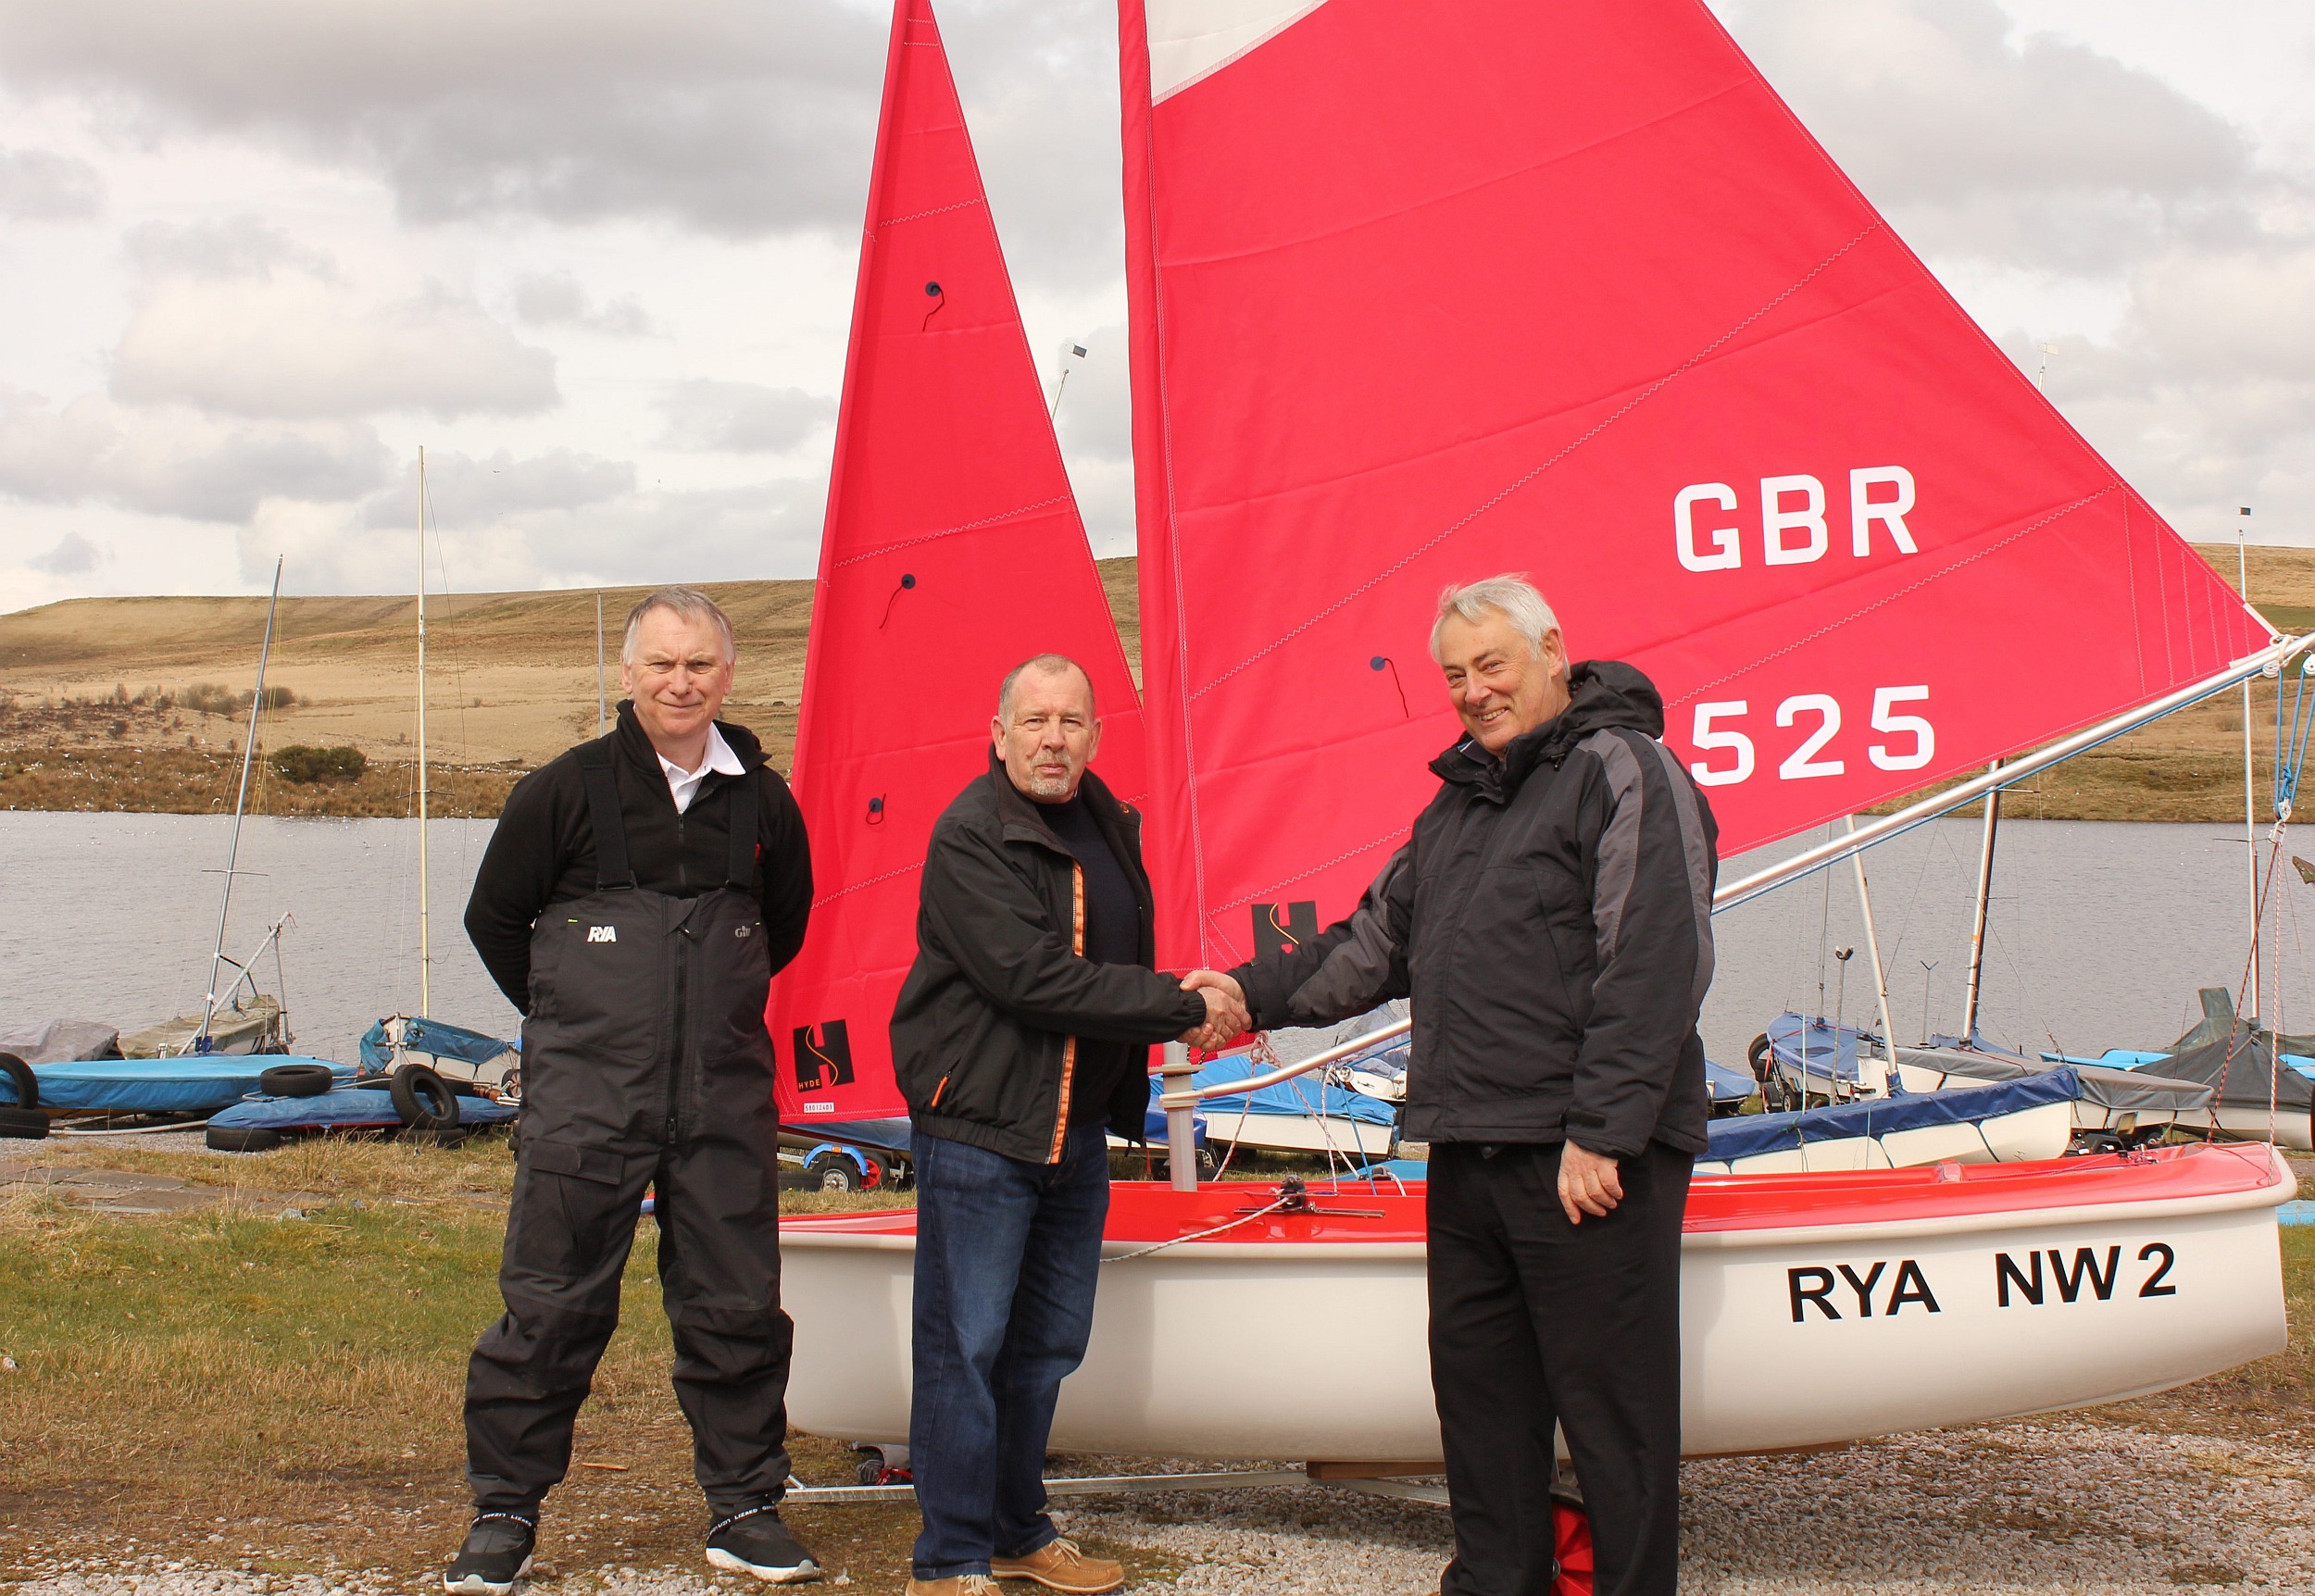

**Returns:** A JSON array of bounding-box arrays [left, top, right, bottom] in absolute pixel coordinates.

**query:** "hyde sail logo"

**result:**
[[793, 1021, 857, 1092], [1251, 902, 1319, 959]]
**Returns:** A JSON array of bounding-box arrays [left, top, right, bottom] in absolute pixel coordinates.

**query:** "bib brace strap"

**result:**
[[577, 738, 638, 892], [577, 732, 758, 895]]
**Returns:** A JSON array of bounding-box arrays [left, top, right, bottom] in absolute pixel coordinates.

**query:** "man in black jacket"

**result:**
[[889, 654, 1245, 1596], [448, 588, 820, 1591], [1188, 577, 1717, 1596]]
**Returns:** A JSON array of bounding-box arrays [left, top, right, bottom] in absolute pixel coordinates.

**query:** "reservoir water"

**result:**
[[2, 811, 2308, 1067]]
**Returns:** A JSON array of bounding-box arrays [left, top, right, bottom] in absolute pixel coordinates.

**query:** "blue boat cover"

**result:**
[[1767, 1012, 1885, 1084], [1706, 1059, 1755, 1103], [1705, 1068, 2079, 1161], [1191, 1053, 1398, 1126], [209, 1087, 517, 1131], [360, 1016, 519, 1072], [783, 1116, 914, 1154], [12, 1055, 354, 1114]]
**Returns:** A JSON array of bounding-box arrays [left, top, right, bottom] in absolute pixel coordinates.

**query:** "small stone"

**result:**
[[278, 1207, 306, 1221], [1, 1354, 18, 1372]]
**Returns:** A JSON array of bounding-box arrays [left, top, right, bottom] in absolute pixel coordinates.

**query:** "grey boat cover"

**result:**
[[2168, 987, 2315, 1059], [2139, 1028, 2315, 1115], [1896, 1045, 2215, 1116], [118, 993, 284, 1058], [0, 1018, 121, 1065]]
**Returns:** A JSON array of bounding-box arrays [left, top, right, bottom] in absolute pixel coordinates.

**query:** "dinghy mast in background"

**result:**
[[195, 555, 283, 1052]]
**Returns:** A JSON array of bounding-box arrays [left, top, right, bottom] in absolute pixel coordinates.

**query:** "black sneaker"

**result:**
[[705, 1506, 821, 1584], [444, 1512, 536, 1595]]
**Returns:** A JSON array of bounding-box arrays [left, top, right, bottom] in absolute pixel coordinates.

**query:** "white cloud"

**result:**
[[0, 388, 390, 521], [0, 144, 99, 218], [655, 380, 832, 454], [109, 220, 558, 419], [510, 270, 657, 337], [28, 530, 101, 573]]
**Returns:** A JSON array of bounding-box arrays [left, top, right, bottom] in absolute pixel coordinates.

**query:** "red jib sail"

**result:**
[[770, 0, 1144, 1123], [1119, 0, 2270, 971]]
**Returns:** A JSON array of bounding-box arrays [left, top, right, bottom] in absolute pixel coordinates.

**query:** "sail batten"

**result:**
[[1120, 0, 2270, 972], [770, 0, 1144, 1122]]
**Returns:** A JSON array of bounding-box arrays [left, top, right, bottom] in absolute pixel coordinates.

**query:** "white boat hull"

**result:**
[[1202, 1106, 1396, 1157], [781, 1146, 2291, 1461]]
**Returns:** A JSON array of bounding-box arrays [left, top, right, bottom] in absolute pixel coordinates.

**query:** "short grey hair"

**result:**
[[1430, 574, 1560, 664], [998, 654, 1095, 719], [622, 586, 736, 665]]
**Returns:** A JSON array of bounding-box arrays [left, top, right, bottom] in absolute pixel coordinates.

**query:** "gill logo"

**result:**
[[793, 1020, 856, 1091], [586, 926, 618, 943]]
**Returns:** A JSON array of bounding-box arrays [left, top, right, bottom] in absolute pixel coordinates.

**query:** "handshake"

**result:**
[[1175, 969, 1250, 1053]]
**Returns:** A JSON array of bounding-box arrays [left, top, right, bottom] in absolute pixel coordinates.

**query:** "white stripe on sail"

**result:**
[[1146, 0, 1333, 103]]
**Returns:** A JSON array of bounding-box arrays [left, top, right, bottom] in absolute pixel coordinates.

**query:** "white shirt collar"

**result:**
[[657, 723, 745, 814]]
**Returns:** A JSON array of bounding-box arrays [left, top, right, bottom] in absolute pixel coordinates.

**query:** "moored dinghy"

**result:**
[[778, 0, 2302, 1471]]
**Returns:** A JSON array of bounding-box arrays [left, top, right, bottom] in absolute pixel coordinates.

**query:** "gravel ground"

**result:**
[[12, 1419, 2309, 1596]]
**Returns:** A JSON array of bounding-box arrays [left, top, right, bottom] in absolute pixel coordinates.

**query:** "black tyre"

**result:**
[[0, 1052, 36, 1112], [1746, 1033, 1773, 1083], [206, 1126, 281, 1153], [806, 1150, 865, 1192], [389, 1063, 460, 1129], [260, 1063, 336, 1099], [0, 1106, 49, 1139]]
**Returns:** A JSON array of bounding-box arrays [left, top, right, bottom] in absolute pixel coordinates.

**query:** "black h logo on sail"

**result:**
[[1251, 901, 1320, 958], [793, 1020, 857, 1091]]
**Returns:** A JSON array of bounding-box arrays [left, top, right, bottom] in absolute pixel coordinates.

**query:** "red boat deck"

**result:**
[[782, 1142, 2286, 1246]]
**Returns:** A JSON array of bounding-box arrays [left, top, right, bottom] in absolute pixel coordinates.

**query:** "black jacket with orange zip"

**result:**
[[892, 749, 1208, 1165]]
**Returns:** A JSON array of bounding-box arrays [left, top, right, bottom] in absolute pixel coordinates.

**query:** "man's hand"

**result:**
[[1179, 970, 1249, 1051], [1557, 1141, 1623, 1226]]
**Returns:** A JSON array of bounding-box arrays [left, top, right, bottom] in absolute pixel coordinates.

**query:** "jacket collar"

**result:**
[[613, 699, 766, 785], [985, 746, 1127, 852]]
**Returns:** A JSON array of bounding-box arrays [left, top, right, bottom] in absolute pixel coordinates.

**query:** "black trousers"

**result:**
[[1427, 1140, 1690, 1596], [464, 1129, 794, 1518]]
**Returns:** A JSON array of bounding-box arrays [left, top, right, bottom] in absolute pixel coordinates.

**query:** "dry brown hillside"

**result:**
[[0, 547, 2297, 819]]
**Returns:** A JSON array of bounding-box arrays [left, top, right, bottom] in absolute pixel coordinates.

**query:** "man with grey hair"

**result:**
[[888, 653, 1245, 1595], [1186, 575, 1717, 1596], [453, 587, 821, 1590]]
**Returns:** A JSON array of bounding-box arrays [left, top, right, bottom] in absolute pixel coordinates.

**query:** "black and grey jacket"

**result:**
[[1229, 661, 1719, 1156], [891, 753, 1208, 1164]]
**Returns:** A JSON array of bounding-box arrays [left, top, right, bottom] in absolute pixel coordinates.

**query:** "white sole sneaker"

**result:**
[[442, 1553, 533, 1595], [706, 1547, 822, 1584]]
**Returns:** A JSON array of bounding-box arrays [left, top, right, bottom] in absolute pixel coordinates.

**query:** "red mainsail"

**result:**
[[770, 0, 1143, 1122], [1120, 0, 2270, 971]]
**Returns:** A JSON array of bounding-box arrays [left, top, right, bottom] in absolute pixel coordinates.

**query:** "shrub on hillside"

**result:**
[[183, 682, 296, 716], [269, 744, 367, 784]]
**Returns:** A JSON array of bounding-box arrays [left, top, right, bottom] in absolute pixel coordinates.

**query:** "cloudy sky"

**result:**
[[0, 0, 2310, 610]]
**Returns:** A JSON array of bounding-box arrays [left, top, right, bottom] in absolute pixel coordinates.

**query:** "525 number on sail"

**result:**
[[1684, 688, 1933, 787]]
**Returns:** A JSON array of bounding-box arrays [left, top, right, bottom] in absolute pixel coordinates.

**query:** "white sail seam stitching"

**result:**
[[810, 860, 925, 909], [834, 494, 1074, 566], [874, 196, 986, 231], [1186, 224, 1881, 702]]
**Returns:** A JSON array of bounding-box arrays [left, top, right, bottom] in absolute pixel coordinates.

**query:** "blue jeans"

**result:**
[[908, 1124, 1110, 1580]]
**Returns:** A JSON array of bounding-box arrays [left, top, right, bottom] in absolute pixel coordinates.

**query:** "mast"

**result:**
[[1846, 816, 1898, 1088], [2240, 509, 2259, 1024], [417, 446, 431, 1018], [595, 592, 607, 738], [198, 556, 282, 1050], [1960, 762, 2000, 1042]]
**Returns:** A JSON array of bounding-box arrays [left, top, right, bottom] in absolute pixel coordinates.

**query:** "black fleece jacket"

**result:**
[[464, 702, 812, 1013], [1228, 661, 1719, 1156]]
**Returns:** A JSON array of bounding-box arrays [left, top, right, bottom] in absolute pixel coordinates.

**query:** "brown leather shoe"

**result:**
[[989, 1539, 1123, 1593], [905, 1577, 1001, 1595]]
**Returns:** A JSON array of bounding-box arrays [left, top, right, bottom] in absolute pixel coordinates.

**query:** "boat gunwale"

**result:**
[[779, 1145, 2293, 1253]]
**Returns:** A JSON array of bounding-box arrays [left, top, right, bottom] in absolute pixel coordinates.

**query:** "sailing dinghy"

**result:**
[[778, 0, 2299, 1468]]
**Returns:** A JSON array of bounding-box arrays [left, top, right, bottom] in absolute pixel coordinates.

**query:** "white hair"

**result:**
[[622, 586, 736, 665], [1429, 574, 1560, 663]]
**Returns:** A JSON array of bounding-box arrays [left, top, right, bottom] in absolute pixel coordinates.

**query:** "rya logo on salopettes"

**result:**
[[792, 1021, 857, 1092], [1251, 901, 1319, 958]]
